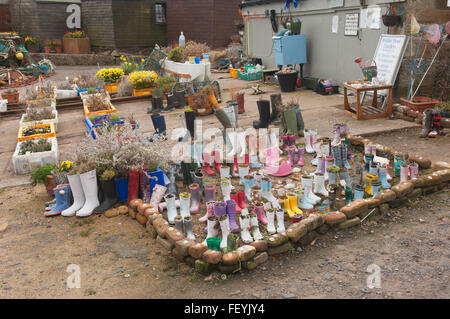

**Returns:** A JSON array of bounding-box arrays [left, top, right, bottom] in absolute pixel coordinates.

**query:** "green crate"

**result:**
[[239, 71, 262, 81]]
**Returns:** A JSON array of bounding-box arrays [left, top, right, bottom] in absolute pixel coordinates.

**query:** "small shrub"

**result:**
[[30, 164, 56, 184]]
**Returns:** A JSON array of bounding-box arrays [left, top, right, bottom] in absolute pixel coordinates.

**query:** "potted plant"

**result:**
[[400, 96, 440, 113], [168, 46, 185, 63], [18, 123, 56, 142], [83, 90, 116, 117], [157, 75, 176, 100], [1, 89, 19, 104], [128, 70, 158, 96], [276, 68, 298, 92], [43, 41, 53, 53], [63, 30, 90, 54], [96, 68, 124, 94], [21, 107, 58, 131], [30, 163, 57, 195], [24, 36, 39, 53], [52, 39, 62, 54]]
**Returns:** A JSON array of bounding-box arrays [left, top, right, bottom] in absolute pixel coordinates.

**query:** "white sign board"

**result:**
[[345, 14, 359, 36], [332, 15, 339, 33], [373, 34, 409, 96], [66, 4, 81, 29]]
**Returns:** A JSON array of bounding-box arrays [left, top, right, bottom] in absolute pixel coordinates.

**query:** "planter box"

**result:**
[[20, 109, 59, 132], [26, 98, 57, 112], [85, 115, 124, 139], [37, 86, 56, 99], [2, 92, 19, 104], [80, 90, 111, 102], [132, 88, 154, 97], [400, 97, 440, 113], [55, 89, 78, 99], [104, 82, 120, 94], [62, 37, 91, 54], [18, 123, 56, 142], [12, 137, 58, 175], [77, 87, 102, 96], [83, 102, 117, 118]]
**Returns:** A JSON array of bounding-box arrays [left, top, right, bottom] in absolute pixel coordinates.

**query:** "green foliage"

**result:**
[[100, 168, 115, 181], [30, 164, 56, 184], [168, 46, 185, 63], [157, 75, 176, 94], [19, 139, 52, 155]]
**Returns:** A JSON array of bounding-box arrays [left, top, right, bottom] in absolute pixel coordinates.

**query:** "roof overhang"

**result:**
[[239, 0, 282, 9]]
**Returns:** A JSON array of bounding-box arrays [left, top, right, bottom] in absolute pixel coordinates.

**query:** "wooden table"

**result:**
[[343, 83, 393, 120]]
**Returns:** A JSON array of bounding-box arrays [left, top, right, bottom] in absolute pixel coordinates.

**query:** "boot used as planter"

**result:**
[[269, 94, 282, 124], [253, 100, 271, 129], [128, 170, 139, 204], [114, 176, 129, 203], [76, 170, 100, 217], [62, 174, 85, 217], [45, 184, 71, 217], [95, 178, 119, 212]]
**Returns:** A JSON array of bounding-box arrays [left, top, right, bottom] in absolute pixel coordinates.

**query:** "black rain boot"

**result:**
[[253, 100, 271, 129], [95, 178, 119, 212], [181, 162, 197, 186], [149, 96, 163, 113], [294, 105, 305, 136], [185, 110, 196, 141], [175, 90, 186, 109], [419, 109, 433, 138], [162, 93, 178, 113], [270, 94, 281, 124], [428, 109, 442, 138]]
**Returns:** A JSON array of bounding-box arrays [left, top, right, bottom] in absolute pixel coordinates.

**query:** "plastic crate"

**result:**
[[85, 114, 124, 139], [238, 71, 262, 81], [18, 123, 56, 142], [20, 109, 59, 132], [83, 102, 117, 118], [12, 137, 58, 175], [25, 98, 56, 112]]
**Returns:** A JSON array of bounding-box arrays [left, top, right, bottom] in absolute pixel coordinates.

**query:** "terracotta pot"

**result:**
[[62, 37, 91, 54], [44, 47, 52, 54], [45, 175, 56, 196], [54, 47, 62, 54]]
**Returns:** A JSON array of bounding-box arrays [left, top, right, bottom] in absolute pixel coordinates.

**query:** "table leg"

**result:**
[[344, 88, 349, 111], [387, 87, 393, 117], [372, 89, 378, 108], [356, 90, 362, 120]]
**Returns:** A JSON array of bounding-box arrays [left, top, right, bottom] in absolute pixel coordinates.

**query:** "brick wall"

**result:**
[[82, 0, 115, 47], [9, 0, 40, 40], [167, 0, 241, 48], [390, 0, 450, 100], [0, 5, 11, 32]]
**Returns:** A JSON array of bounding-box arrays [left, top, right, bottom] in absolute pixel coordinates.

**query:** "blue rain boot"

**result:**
[[340, 144, 352, 170], [364, 154, 374, 172], [369, 163, 379, 175], [243, 175, 255, 202], [156, 114, 167, 138], [332, 145, 342, 168], [249, 154, 262, 168], [149, 114, 161, 142], [372, 179, 381, 198], [378, 165, 391, 189], [45, 184, 71, 217], [354, 184, 364, 201]]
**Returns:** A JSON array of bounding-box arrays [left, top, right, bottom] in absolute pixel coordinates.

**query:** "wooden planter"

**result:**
[[1, 92, 19, 104], [62, 37, 91, 54]]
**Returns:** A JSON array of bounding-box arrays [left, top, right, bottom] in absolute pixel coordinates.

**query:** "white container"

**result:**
[[12, 137, 59, 175], [26, 98, 57, 112], [19, 109, 59, 132], [0, 99, 7, 112], [55, 89, 78, 99]]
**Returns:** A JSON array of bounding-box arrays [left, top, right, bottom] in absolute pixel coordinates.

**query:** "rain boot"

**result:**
[[219, 215, 231, 249], [221, 178, 231, 201], [220, 165, 230, 179], [237, 191, 247, 210], [236, 92, 245, 114], [150, 184, 167, 208], [314, 173, 329, 197], [204, 216, 219, 244], [255, 202, 268, 225], [76, 170, 100, 217], [239, 213, 253, 244], [288, 135, 296, 147], [288, 146, 296, 166], [281, 135, 290, 151], [45, 184, 71, 217], [332, 145, 343, 168], [266, 209, 276, 234], [175, 90, 185, 109], [283, 108, 298, 136], [302, 175, 320, 204], [345, 187, 353, 205], [162, 93, 177, 113], [428, 110, 442, 138], [378, 164, 391, 189], [294, 106, 305, 136], [409, 162, 419, 179], [127, 170, 139, 204], [215, 108, 233, 129], [62, 174, 85, 217], [183, 216, 195, 240], [369, 163, 379, 175], [180, 192, 191, 218], [164, 194, 178, 224], [304, 130, 315, 154], [340, 144, 352, 170], [202, 152, 215, 176], [204, 183, 215, 203], [276, 208, 286, 233], [400, 164, 409, 182], [189, 183, 201, 214], [253, 100, 271, 129], [226, 200, 240, 233], [250, 213, 263, 241], [420, 109, 433, 138], [324, 156, 334, 181], [150, 96, 163, 113], [298, 189, 314, 210], [354, 184, 364, 200], [287, 193, 302, 218], [260, 177, 277, 204], [185, 110, 196, 141], [315, 157, 326, 174], [212, 150, 222, 173], [238, 164, 249, 185], [243, 175, 255, 202], [199, 200, 216, 223], [297, 145, 305, 166], [174, 215, 184, 233], [372, 179, 381, 198], [269, 94, 281, 124], [95, 178, 118, 212], [230, 192, 242, 213], [339, 168, 353, 189], [190, 169, 204, 193]]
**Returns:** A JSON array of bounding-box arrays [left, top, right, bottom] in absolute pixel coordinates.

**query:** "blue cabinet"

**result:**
[[273, 34, 307, 66]]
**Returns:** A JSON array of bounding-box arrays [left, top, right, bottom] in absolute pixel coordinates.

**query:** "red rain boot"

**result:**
[[244, 154, 250, 166], [212, 150, 221, 173], [202, 153, 215, 176], [230, 192, 242, 213], [237, 191, 246, 209], [128, 170, 139, 204], [237, 93, 245, 114], [233, 156, 239, 173]]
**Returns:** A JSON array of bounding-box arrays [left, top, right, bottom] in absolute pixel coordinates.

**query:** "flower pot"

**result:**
[[147, 167, 165, 197], [2, 92, 19, 104], [132, 88, 153, 97], [44, 47, 52, 54], [62, 37, 91, 54], [400, 97, 440, 113], [45, 175, 56, 196], [54, 47, 62, 54], [276, 71, 298, 92], [104, 82, 120, 94], [114, 177, 129, 202]]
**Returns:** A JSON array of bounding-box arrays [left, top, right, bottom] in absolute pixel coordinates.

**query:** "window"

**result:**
[[155, 3, 166, 24]]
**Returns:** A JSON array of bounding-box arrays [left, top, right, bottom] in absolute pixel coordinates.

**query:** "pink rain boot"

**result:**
[[297, 145, 305, 166], [254, 202, 268, 225], [324, 155, 334, 181], [400, 164, 409, 183], [409, 162, 419, 179], [288, 135, 296, 147], [264, 146, 293, 177], [189, 183, 201, 214], [200, 200, 216, 223], [288, 146, 296, 166], [281, 135, 289, 151], [150, 184, 167, 208]]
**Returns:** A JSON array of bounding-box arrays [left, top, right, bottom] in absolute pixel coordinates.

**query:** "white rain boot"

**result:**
[[313, 173, 329, 197], [304, 130, 314, 154], [180, 192, 191, 218], [62, 174, 85, 217], [164, 194, 178, 224], [250, 213, 263, 241], [76, 170, 100, 217], [203, 216, 219, 244], [276, 208, 286, 234], [266, 209, 276, 234], [226, 131, 239, 158], [219, 216, 230, 250], [221, 178, 231, 201], [302, 175, 320, 204], [297, 190, 314, 209], [236, 131, 247, 159], [261, 177, 278, 204], [238, 164, 249, 185], [220, 166, 230, 179], [311, 141, 322, 166], [239, 214, 253, 244]]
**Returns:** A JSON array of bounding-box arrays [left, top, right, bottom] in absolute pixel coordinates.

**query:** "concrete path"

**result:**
[[0, 67, 418, 189]]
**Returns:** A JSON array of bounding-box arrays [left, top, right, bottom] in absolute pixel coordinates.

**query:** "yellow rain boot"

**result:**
[[287, 193, 303, 218], [365, 173, 377, 197], [281, 196, 294, 218]]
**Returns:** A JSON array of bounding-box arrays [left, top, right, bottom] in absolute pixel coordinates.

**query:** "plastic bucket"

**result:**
[[114, 177, 129, 202], [277, 71, 299, 92]]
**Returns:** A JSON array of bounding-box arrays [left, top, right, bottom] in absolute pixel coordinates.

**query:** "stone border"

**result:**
[[392, 104, 450, 129], [119, 136, 450, 276]]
